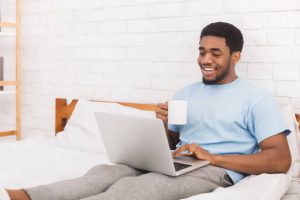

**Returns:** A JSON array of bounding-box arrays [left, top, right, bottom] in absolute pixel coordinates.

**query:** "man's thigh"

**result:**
[[81, 165, 232, 200], [25, 164, 143, 200]]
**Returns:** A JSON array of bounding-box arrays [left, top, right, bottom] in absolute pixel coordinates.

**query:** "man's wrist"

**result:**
[[210, 154, 220, 166]]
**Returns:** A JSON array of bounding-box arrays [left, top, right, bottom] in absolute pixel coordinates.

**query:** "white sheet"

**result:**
[[0, 135, 111, 198], [183, 174, 291, 200], [281, 178, 300, 200]]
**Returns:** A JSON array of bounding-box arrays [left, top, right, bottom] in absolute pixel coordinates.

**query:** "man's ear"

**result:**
[[231, 52, 241, 65]]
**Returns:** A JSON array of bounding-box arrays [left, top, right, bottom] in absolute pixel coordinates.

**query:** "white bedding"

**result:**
[[0, 135, 111, 189], [281, 178, 300, 200], [0, 100, 299, 200], [184, 174, 291, 200], [0, 135, 293, 200]]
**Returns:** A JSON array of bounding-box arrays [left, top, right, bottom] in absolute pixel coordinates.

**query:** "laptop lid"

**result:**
[[95, 112, 210, 176], [95, 112, 178, 175]]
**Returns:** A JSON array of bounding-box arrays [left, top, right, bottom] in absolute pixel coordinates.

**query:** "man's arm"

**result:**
[[173, 132, 291, 174], [214, 132, 291, 174], [156, 102, 180, 150]]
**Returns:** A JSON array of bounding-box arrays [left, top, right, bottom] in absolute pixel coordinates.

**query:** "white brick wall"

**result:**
[[1, 0, 300, 138]]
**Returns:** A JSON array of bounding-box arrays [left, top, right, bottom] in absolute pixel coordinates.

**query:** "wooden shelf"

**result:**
[[0, 22, 17, 28], [0, 0, 22, 140], [0, 130, 16, 137], [0, 81, 17, 86]]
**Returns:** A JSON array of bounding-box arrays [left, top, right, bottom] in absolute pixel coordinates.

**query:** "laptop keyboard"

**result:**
[[173, 162, 192, 171]]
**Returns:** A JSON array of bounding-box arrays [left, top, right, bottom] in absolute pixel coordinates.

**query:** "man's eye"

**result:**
[[213, 53, 221, 57], [199, 52, 205, 56]]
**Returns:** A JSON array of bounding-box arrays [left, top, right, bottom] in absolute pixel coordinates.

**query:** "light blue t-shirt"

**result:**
[[168, 78, 290, 184]]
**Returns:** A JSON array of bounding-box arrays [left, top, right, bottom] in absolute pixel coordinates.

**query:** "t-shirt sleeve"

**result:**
[[247, 95, 290, 144]]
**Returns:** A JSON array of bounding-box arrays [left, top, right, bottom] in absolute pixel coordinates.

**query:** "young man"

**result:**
[[7, 22, 291, 200]]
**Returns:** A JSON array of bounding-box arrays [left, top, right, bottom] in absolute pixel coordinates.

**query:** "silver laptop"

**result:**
[[95, 112, 209, 176]]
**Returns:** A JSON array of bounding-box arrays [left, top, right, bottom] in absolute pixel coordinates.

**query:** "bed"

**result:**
[[0, 98, 299, 200]]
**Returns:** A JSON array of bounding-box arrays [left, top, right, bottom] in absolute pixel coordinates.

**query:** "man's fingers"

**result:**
[[156, 114, 167, 122], [188, 143, 198, 153], [172, 144, 210, 161], [157, 103, 168, 110], [156, 102, 168, 122], [172, 144, 190, 157], [173, 144, 206, 159], [157, 108, 168, 116]]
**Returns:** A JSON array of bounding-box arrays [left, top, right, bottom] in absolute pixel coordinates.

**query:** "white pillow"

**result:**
[[278, 104, 300, 178], [56, 99, 155, 155]]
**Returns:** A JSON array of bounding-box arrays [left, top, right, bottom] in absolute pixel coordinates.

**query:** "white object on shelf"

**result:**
[[0, 32, 16, 36], [0, 91, 16, 95]]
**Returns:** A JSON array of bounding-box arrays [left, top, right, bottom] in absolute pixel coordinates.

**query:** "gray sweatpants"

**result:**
[[25, 164, 233, 200]]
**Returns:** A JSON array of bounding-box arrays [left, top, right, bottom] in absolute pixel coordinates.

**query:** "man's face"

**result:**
[[198, 36, 237, 85]]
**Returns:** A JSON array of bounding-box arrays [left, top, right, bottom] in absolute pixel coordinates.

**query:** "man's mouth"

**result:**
[[201, 66, 217, 77], [203, 67, 216, 71]]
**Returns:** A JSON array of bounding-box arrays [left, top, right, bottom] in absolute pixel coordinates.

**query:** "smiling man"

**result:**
[[7, 22, 291, 200], [158, 22, 291, 184]]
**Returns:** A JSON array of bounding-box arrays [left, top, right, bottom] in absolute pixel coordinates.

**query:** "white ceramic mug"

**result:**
[[168, 100, 187, 125]]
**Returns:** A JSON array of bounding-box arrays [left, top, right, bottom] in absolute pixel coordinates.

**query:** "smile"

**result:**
[[203, 67, 215, 71], [201, 66, 218, 77]]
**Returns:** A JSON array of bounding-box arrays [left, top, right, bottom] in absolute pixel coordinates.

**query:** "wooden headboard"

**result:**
[[296, 114, 300, 131], [55, 98, 158, 134], [55, 98, 300, 134]]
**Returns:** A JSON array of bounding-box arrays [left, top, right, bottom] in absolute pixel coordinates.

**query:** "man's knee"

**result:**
[[85, 164, 142, 177]]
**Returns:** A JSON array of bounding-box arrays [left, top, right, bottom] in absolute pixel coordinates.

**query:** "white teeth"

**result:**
[[203, 67, 214, 71]]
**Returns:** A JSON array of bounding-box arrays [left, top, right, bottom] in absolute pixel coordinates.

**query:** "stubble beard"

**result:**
[[202, 61, 231, 85]]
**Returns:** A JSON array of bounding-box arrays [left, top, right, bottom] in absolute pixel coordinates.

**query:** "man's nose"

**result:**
[[200, 53, 213, 65]]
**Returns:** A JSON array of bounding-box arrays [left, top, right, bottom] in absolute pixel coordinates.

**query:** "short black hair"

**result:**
[[200, 22, 244, 53]]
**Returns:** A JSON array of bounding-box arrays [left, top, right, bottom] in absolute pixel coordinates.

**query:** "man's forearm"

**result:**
[[212, 147, 291, 175], [211, 133, 291, 175]]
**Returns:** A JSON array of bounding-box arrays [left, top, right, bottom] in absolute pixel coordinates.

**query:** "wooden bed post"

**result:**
[[55, 98, 78, 134], [296, 114, 300, 132], [55, 98, 67, 134]]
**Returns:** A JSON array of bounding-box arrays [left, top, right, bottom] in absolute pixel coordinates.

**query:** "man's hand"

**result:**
[[172, 143, 216, 165], [155, 102, 180, 150], [156, 102, 168, 124]]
